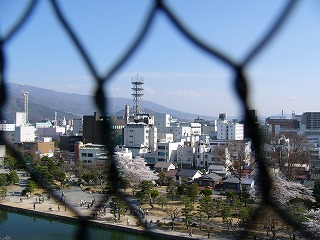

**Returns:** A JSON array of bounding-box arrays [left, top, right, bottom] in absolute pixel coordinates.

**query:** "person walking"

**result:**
[[33, 203, 36, 209], [189, 228, 192, 238]]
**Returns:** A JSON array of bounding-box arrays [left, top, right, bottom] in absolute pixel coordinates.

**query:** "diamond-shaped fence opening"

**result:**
[[0, 0, 317, 239]]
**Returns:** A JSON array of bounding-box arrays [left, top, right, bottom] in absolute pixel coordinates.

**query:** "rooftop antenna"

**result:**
[[131, 74, 144, 116], [23, 91, 29, 123]]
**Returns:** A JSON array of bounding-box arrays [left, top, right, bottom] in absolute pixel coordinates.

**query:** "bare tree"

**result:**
[[165, 207, 181, 230]]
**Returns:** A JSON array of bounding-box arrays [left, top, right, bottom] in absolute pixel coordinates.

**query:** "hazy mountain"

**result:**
[[3, 83, 217, 122]]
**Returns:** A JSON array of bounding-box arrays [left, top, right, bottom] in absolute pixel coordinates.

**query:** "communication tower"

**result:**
[[23, 91, 29, 123], [131, 74, 144, 115]]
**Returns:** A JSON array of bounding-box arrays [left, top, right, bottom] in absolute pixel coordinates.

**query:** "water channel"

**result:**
[[0, 210, 149, 240]]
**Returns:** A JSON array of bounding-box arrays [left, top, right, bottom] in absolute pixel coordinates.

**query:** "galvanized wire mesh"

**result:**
[[0, 0, 316, 239]]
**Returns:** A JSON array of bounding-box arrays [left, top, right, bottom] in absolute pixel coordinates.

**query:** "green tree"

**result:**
[[186, 183, 200, 203], [109, 197, 126, 221], [0, 187, 7, 200], [201, 188, 212, 197], [219, 200, 233, 225], [199, 196, 216, 220], [0, 173, 8, 187], [140, 180, 153, 194], [25, 179, 37, 194], [181, 196, 195, 229], [120, 178, 130, 191], [158, 196, 168, 210], [166, 180, 177, 201], [238, 205, 254, 224], [150, 189, 159, 203], [7, 171, 19, 185], [4, 155, 17, 168], [156, 171, 168, 186], [82, 172, 94, 184]]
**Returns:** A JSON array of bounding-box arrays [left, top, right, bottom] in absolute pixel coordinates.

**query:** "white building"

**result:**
[[114, 146, 133, 159], [153, 113, 172, 133], [15, 112, 26, 126], [0, 122, 15, 144], [156, 141, 181, 163], [123, 122, 157, 157], [177, 142, 195, 169], [167, 126, 192, 142], [217, 119, 244, 140], [78, 143, 108, 164], [0, 145, 5, 167], [190, 122, 201, 136], [14, 125, 35, 143]]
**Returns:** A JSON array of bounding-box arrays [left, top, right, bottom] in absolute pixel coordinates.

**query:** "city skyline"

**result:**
[[2, 1, 320, 118]]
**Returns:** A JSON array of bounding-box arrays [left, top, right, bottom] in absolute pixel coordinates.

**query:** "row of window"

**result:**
[[81, 153, 93, 157]]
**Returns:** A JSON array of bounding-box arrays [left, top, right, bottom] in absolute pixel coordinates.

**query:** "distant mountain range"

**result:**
[[2, 83, 217, 123]]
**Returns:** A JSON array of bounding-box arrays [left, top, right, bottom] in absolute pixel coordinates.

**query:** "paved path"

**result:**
[[0, 169, 229, 239]]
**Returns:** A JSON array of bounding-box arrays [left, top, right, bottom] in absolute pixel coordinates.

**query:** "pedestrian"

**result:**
[[207, 231, 210, 239], [127, 218, 130, 226], [33, 203, 36, 209], [58, 205, 60, 211], [189, 228, 192, 238]]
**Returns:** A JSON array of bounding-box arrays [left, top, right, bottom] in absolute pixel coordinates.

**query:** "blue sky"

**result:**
[[2, 0, 320, 118]]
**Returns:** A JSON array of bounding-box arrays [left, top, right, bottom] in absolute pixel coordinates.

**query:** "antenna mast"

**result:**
[[23, 91, 29, 123], [131, 74, 144, 116]]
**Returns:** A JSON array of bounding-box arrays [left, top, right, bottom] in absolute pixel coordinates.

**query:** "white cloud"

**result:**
[[165, 89, 202, 97], [144, 86, 156, 95]]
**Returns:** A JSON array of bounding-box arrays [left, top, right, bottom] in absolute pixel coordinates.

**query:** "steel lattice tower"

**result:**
[[131, 74, 144, 115], [23, 91, 29, 123]]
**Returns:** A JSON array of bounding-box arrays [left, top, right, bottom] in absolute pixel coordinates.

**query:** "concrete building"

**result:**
[[123, 122, 157, 157], [266, 115, 300, 135], [153, 113, 172, 133], [15, 112, 27, 127], [72, 118, 83, 135], [78, 143, 108, 164], [167, 126, 192, 142], [14, 141, 55, 158], [301, 112, 320, 130], [36, 126, 65, 141], [60, 135, 84, 152], [0, 122, 15, 144], [0, 145, 5, 167], [83, 112, 106, 144], [217, 119, 244, 140], [114, 146, 133, 160], [177, 141, 195, 169], [156, 141, 181, 163], [14, 125, 35, 143]]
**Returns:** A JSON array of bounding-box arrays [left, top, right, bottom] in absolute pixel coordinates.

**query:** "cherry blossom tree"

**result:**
[[115, 156, 158, 195], [270, 171, 315, 205]]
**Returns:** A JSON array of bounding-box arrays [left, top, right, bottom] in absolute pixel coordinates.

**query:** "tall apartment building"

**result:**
[[301, 112, 320, 130], [72, 118, 83, 135], [83, 112, 107, 144]]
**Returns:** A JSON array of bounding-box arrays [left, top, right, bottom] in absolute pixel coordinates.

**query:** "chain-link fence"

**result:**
[[0, 0, 317, 239]]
